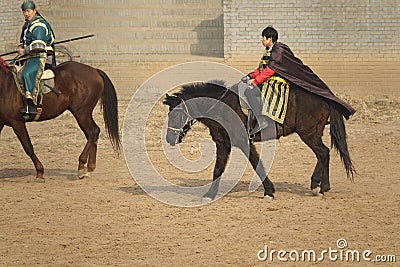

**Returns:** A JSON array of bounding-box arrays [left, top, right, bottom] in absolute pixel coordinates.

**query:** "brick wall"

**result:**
[[2, 0, 223, 57], [1, 0, 50, 53], [223, 0, 400, 58], [223, 0, 400, 96], [1, 0, 224, 96], [0, 1, 23, 52], [1, 1, 399, 97]]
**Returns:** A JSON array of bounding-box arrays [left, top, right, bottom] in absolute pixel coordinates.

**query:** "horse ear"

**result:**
[[163, 94, 170, 105]]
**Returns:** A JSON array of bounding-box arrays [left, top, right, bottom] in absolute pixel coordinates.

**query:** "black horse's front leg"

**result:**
[[203, 141, 231, 200], [247, 144, 275, 199]]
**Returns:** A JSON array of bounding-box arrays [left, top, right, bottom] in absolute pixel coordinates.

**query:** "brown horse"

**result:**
[[0, 58, 120, 181], [163, 81, 355, 200]]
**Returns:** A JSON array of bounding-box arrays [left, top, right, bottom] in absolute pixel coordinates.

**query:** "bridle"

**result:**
[[167, 88, 229, 139], [167, 98, 196, 138]]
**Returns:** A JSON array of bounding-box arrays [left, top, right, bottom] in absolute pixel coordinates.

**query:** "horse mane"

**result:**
[[163, 80, 231, 108], [0, 57, 11, 73], [179, 80, 228, 99]]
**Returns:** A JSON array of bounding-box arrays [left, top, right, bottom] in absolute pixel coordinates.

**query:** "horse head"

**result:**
[[163, 93, 194, 146]]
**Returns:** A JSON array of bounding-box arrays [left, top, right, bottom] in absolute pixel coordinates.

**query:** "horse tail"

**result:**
[[329, 104, 356, 182], [96, 69, 121, 155]]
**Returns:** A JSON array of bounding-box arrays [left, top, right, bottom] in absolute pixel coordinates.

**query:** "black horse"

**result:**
[[163, 81, 355, 200]]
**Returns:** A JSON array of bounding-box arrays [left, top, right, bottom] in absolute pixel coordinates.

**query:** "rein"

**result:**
[[204, 87, 230, 114], [167, 87, 230, 134]]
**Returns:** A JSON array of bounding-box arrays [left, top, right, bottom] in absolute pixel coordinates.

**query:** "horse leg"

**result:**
[[73, 113, 100, 178], [78, 142, 91, 178], [87, 131, 99, 172], [238, 142, 275, 199], [86, 118, 100, 173], [247, 143, 275, 199], [12, 121, 44, 182], [300, 135, 330, 195], [203, 141, 231, 200]]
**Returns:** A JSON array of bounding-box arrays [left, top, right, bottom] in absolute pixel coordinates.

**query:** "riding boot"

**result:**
[[20, 98, 38, 115], [245, 87, 269, 135]]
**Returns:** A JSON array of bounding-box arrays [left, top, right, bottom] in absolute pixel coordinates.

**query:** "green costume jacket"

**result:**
[[19, 14, 55, 104], [20, 14, 54, 54]]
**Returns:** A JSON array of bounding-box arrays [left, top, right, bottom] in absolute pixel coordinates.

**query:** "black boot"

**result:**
[[21, 99, 38, 115], [244, 87, 269, 135]]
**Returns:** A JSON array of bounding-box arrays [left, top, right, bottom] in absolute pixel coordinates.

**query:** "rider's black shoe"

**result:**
[[20, 99, 38, 115], [249, 116, 269, 135]]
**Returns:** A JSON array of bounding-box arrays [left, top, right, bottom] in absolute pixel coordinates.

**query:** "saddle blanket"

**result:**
[[12, 66, 55, 96], [237, 77, 290, 124], [260, 76, 290, 124]]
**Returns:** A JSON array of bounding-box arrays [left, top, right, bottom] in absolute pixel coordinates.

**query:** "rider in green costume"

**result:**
[[18, 0, 55, 114]]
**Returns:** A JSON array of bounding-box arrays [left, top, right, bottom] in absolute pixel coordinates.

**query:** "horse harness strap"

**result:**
[[168, 89, 230, 135], [167, 98, 195, 134], [203, 88, 230, 114]]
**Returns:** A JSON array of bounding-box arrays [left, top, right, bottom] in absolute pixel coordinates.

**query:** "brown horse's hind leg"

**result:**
[[78, 142, 91, 178], [12, 121, 45, 182], [74, 114, 100, 178], [87, 121, 100, 173], [87, 138, 99, 172]]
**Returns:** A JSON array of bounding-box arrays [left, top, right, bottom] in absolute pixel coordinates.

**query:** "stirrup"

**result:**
[[20, 100, 38, 115], [249, 116, 269, 135], [20, 106, 38, 115]]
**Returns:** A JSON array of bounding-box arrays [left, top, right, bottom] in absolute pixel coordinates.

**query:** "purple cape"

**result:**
[[268, 42, 355, 119]]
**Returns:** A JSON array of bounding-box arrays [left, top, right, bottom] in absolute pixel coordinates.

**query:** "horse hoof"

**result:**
[[312, 187, 324, 197], [264, 194, 274, 201], [78, 168, 90, 179], [36, 177, 45, 183], [202, 197, 213, 203]]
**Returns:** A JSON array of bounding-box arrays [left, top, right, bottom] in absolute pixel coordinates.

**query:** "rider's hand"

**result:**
[[246, 84, 255, 90], [241, 75, 250, 83], [17, 47, 25, 56]]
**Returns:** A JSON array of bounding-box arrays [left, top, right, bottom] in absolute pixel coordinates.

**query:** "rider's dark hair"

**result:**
[[262, 26, 278, 43]]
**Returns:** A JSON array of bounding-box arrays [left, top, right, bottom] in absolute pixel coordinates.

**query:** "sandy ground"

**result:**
[[0, 67, 399, 266]]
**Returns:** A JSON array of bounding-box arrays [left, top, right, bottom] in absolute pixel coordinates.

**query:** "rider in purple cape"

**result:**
[[268, 42, 355, 119], [243, 26, 355, 126]]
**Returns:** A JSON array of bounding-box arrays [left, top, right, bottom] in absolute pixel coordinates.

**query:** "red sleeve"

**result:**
[[252, 66, 275, 86], [248, 68, 260, 79]]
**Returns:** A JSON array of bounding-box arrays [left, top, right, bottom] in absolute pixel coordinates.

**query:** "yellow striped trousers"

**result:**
[[260, 76, 290, 124]]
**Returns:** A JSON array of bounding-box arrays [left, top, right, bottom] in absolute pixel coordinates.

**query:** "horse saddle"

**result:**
[[232, 81, 260, 136], [40, 69, 56, 94], [233, 81, 283, 138], [12, 65, 58, 121], [42, 69, 55, 80], [236, 81, 251, 112], [12, 65, 56, 96]]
